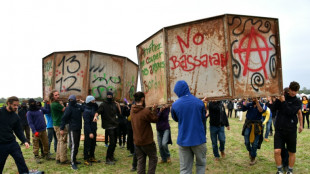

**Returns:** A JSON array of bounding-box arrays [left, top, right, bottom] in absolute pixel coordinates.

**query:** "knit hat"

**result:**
[[28, 98, 36, 105], [68, 95, 76, 101], [86, 95, 95, 104]]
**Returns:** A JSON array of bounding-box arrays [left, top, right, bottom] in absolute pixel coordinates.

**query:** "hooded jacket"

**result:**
[[83, 103, 98, 135], [130, 105, 158, 146], [275, 94, 301, 130], [60, 100, 84, 131], [27, 103, 50, 133], [171, 80, 206, 146]]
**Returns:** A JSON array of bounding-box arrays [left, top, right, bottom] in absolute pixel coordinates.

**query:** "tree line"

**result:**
[[0, 97, 43, 103]]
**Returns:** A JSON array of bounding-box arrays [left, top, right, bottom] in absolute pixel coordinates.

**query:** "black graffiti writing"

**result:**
[[228, 16, 271, 36], [56, 76, 81, 92]]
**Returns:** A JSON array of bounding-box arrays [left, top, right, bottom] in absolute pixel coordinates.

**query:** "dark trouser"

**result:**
[[69, 130, 81, 164], [21, 125, 30, 143], [106, 128, 117, 160], [105, 130, 109, 145], [84, 132, 97, 160], [302, 112, 309, 128], [0, 141, 28, 174], [234, 109, 238, 118], [228, 109, 233, 118], [132, 145, 137, 169], [118, 122, 127, 146], [47, 128, 57, 153], [136, 142, 158, 174], [127, 123, 134, 154]]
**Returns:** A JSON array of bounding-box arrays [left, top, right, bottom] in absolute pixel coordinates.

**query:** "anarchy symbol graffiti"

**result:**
[[233, 27, 273, 80]]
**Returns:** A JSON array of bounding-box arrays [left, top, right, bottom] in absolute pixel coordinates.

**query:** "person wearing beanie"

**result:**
[[27, 98, 53, 164], [95, 91, 121, 165], [60, 95, 84, 170], [83, 95, 100, 166]]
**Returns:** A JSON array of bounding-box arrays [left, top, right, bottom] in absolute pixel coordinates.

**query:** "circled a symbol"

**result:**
[[233, 27, 272, 80]]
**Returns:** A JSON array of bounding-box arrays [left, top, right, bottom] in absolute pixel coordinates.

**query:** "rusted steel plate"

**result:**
[[89, 53, 125, 101], [42, 54, 54, 100], [54, 52, 89, 100], [166, 17, 230, 102], [137, 31, 168, 106], [227, 15, 282, 97], [123, 59, 139, 103]]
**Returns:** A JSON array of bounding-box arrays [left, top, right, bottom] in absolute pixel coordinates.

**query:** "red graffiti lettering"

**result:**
[[177, 28, 204, 53], [169, 52, 228, 72]]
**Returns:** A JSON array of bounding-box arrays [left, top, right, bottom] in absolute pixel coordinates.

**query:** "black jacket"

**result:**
[[97, 100, 119, 129], [208, 101, 229, 127], [60, 102, 84, 131], [83, 103, 98, 135], [274, 94, 301, 130], [18, 107, 28, 126], [0, 107, 27, 144]]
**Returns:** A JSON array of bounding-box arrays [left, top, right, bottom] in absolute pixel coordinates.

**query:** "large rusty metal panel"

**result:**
[[89, 53, 125, 101], [123, 59, 139, 103], [42, 54, 54, 100], [137, 31, 168, 106], [227, 14, 282, 97], [137, 14, 282, 105], [53, 51, 89, 100], [166, 17, 230, 102]]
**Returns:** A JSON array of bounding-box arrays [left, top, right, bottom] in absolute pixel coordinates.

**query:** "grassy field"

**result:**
[[3, 112, 310, 174]]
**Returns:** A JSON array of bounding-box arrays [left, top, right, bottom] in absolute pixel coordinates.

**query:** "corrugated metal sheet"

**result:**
[[137, 14, 282, 106], [42, 50, 138, 103]]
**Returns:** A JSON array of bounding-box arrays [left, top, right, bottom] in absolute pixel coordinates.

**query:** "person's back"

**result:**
[[171, 80, 206, 174]]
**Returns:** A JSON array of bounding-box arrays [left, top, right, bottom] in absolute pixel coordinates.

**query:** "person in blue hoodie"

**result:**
[[27, 98, 53, 164], [171, 80, 207, 174]]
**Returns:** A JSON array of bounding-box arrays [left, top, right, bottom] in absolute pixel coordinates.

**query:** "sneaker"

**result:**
[[249, 157, 256, 165], [221, 151, 226, 158], [264, 138, 270, 142], [276, 171, 284, 174], [89, 157, 101, 163], [214, 157, 220, 162], [130, 167, 137, 172], [286, 172, 293, 174], [84, 160, 92, 166], [167, 157, 171, 163], [71, 164, 78, 170], [34, 156, 41, 164]]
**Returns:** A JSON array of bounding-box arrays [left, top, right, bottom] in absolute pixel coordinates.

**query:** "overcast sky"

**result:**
[[0, 0, 309, 98]]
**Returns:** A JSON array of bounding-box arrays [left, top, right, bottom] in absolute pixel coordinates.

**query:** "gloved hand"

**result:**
[[34, 132, 39, 137]]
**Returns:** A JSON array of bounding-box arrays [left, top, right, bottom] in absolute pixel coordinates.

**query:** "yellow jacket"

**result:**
[[262, 107, 270, 125]]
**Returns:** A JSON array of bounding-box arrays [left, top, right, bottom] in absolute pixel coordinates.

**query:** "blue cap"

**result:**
[[86, 95, 95, 104]]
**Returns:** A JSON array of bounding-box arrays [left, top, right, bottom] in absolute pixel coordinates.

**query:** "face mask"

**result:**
[[107, 98, 112, 102], [29, 103, 37, 111]]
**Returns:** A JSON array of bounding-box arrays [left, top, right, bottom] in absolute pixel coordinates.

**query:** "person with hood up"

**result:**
[[60, 95, 84, 170], [171, 80, 207, 174], [27, 98, 53, 164], [95, 91, 121, 165], [83, 95, 100, 166], [130, 92, 158, 174], [18, 102, 30, 145]]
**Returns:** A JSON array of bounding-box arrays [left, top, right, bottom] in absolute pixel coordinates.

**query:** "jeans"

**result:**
[[47, 128, 57, 153], [157, 129, 171, 161], [136, 142, 158, 174], [210, 126, 225, 158], [244, 126, 260, 158], [0, 141, 28, 174], [262, 117, 272, 139], [179, 143, 206, 174]]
